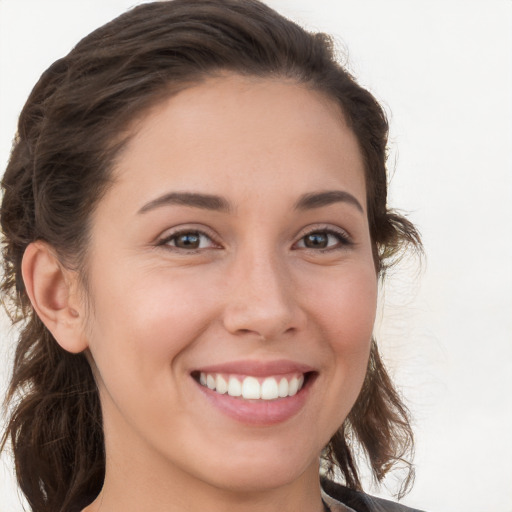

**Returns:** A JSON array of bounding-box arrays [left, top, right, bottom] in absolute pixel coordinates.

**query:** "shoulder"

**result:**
[[321, 478, 426, 512]]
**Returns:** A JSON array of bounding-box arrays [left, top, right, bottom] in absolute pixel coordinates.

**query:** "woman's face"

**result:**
[[81, 75, 377, 493]]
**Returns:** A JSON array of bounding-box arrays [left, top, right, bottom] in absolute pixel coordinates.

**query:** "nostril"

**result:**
[[232, 328, 269, 340]]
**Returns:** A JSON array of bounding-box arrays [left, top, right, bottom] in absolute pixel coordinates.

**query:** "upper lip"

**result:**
[[193, 359, 315, 377]]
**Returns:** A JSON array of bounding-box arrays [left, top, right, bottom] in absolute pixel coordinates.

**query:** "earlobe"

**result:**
[[22, 241, 88, 353]]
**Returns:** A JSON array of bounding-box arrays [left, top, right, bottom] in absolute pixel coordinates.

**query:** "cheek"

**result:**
[[305, 264, 377, 399], [85, 266, 220, 381], [305, 265, 377, 351], [338, 275, 377, 350], [296, 264, 377, 438], [82, 267, 223, 439]]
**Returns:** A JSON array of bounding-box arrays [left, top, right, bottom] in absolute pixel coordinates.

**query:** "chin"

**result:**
[[212, 469, 308, 494], [195, 446, 320, 494]]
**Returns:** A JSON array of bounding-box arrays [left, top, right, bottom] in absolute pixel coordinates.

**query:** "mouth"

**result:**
[[192, 371, 313, 401], [190, 360, 317, 425]]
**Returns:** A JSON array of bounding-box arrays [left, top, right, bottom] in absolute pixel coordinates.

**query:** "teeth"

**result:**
[[206, 374, 216, 390], [242, 376, 260, 399], [278, 377, 289, 398], [288, 376, 299, 396], [198, 372, 306, 400], [216, 374, 228, 394], [261, 377, 279, 400], [227, 376, 242, 397]]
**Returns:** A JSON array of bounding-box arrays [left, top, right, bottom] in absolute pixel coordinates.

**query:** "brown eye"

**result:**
[[295, 229, 351, 251], [160, 230, 217, 250], [174, 232, 201, 249], [304, 232, 329, 248]]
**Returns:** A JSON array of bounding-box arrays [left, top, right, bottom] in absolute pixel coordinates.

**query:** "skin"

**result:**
[[24, 75, 378, 512]]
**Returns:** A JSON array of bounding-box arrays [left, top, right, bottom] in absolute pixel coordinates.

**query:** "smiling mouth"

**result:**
[[192, 371, 314, 401]]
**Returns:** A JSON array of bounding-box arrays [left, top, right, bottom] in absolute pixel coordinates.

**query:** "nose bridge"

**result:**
[[222, 240, 301, 338]]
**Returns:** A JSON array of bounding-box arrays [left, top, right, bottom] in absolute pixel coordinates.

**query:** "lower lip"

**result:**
[[195, 376, 313, 426]]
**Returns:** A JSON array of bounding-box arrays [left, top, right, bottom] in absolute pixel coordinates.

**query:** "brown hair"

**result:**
[[0, 1, 421, 511]]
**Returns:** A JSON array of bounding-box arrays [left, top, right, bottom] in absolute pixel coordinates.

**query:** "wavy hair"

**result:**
[[1, 1, 421, 511]]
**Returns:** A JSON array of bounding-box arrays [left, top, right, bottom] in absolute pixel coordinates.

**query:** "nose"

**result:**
[[221, 249, 305, 341]]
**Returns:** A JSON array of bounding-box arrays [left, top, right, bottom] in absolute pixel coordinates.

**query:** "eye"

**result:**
[[158, 230, 218, 251], [294, 228, 351, 251]]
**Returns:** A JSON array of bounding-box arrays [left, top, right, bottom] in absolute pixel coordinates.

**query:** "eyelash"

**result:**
[[157, 229, 220, 253], [156, 226, 353, 253], [293, 227, 353, 252]]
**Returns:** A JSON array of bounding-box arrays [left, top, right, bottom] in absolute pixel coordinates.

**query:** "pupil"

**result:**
[[305, 233, 327, 248], [177, 233, 200, 248]]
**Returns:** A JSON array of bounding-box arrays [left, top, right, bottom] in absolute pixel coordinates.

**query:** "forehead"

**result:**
[[109, 75, 366, 211]]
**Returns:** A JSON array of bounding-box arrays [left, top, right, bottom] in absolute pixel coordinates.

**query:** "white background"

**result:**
[[1, 1, 511, 511]]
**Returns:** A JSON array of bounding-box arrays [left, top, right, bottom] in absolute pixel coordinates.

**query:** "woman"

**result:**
[[0, 1, 422, 511]]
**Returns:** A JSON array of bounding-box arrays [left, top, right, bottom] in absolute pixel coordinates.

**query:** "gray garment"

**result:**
[[321, 479, 425, 512], [322, 487, 357, 512]]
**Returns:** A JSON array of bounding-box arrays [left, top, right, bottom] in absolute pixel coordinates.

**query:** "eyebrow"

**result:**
[[138, 192, 231, 214], [294, 190, 364, 213], [138, 189, 364, 215]]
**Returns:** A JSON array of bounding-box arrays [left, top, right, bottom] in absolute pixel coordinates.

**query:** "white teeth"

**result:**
[[242, 376, 260, 399], [206, 374, 216, 390], [288, 376, 299, 396], [216, 374, 228, 394], [277, 377, 289, 398], [261, 377, 279, 400], [227, 376, 242, 397], [198, 372, 306, 400]]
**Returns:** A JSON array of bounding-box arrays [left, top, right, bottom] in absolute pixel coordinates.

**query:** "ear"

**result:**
[[22, 241, 88, 353]]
